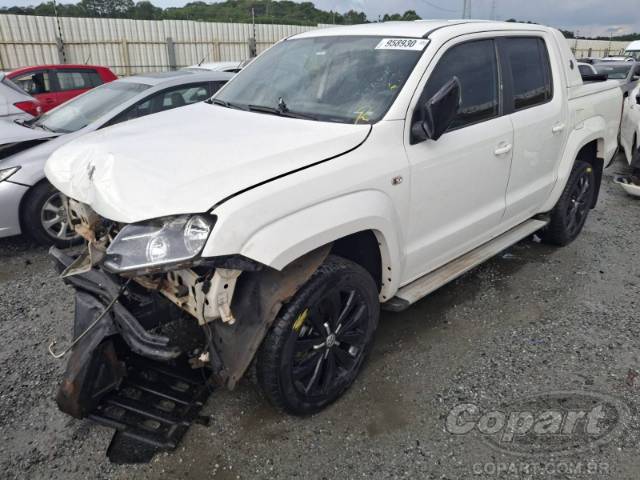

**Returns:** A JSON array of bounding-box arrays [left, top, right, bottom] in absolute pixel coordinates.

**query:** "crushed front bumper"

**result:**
[[50, 247, 181, 418]]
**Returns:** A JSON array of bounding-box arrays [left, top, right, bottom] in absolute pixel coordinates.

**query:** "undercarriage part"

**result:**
[[90, 352, 214, 464]]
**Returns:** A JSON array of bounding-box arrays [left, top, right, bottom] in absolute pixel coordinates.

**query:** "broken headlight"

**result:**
[[103, 214, 215, 273]]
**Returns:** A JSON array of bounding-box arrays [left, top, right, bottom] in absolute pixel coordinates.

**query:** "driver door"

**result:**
[[403, 38, 513, 282]]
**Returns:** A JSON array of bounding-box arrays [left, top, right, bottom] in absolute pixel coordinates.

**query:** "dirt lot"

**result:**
[[1, 156, 639, 480]]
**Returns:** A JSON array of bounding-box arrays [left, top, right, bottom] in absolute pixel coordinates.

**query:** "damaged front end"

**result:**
[[51, 198, 328, 462]]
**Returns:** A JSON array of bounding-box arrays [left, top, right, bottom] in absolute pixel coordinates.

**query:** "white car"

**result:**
[[0, 73, 41, 122], [45, 21, 622, 454]]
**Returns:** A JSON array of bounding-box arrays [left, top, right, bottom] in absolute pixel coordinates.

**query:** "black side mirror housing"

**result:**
[[633, 65, 640, 81], [411, 77, 461, 144], [636, 93, 640, 105]]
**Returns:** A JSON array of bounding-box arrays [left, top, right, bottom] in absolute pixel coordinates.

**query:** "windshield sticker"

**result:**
[[375, 38, 428, 51], [354, 109, 372, 124]]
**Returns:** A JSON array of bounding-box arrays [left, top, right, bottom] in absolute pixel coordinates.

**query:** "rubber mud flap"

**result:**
[[56, 292, 125, 419]]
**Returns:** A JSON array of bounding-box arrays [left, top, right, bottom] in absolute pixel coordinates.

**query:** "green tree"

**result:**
[[79, 0, 134, 17], [383, 10, 421, 22], [130, 1, 163, 19], [402, 10, 421, 21]]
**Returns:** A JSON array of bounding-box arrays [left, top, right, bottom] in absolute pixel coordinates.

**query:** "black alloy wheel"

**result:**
[[540, 160, 596, 246], [257, 255, 379, 415]]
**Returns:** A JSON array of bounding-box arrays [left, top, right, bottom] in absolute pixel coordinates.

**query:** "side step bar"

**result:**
[[383, 219, 548, 312]]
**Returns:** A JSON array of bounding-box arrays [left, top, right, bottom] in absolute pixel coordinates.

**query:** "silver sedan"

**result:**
[[0, 70, 233, 246]]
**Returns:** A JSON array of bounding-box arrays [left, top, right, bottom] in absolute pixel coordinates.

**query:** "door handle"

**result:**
[[494, 143, 512, 156], [552, 123, 565, 134]]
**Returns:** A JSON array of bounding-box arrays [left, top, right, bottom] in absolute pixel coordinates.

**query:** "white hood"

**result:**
[[45, 102, 371, 223]]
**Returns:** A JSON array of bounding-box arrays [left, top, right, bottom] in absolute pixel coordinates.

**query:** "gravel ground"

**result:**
[[1, 155, 639, 480]]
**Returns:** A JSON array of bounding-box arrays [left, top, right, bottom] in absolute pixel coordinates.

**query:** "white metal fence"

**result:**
[[0, 14, 319, 75], [570, 38, 628, 59], [0, 14, 633, 76]]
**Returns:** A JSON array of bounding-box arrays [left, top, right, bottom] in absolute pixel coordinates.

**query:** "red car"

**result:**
[[7, 64, 117, 113]]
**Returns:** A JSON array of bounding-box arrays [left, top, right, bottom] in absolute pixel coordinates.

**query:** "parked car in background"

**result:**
[[0, 70, 233, 246], [45, 20, 622, 438], [593, 61, 640, 82], [183, 61, 243, 73], [0, 73, 42, 120], [6, 64, 117, 113]]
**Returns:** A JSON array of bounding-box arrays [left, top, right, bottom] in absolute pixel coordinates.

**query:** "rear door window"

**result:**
[[500, 37, 553, 111], [106, 83, 210, 126]]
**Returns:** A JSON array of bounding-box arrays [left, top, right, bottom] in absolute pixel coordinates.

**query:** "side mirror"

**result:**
[[633, 65, 640, 81], [636, 93, 640, 105], [411, 76, 461, 143]]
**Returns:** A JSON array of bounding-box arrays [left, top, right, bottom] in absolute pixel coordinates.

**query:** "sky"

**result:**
[[1, 0, 639, 37]]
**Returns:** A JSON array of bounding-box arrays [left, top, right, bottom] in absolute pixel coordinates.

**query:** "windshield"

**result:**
[[33, 81, 150, 133], [215, 36, 427, 124], [594, 64, 633, 79]]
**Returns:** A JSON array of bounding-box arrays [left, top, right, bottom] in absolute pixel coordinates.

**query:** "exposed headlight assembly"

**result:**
[[103, 214, 215, 274], [0, 166, 20, 182]]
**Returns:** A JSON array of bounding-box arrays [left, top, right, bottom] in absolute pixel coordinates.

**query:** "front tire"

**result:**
[[540, 160, 596, 246], [21, 181, 81, 247], [256, 255, 379, 415]]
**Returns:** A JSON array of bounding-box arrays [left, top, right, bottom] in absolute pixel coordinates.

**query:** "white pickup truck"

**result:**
[[44, 20, 622, 455]]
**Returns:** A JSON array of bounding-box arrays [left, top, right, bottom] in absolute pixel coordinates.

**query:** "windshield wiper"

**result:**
[[247, 104, 317, 121], [34, 123, 55, 133], [13, 119, 34, 129], [208, 98, 247, 110]]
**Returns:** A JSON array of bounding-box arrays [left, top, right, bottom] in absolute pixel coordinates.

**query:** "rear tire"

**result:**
[[256, 255, 379, 415], [21, 181, 81, 247], [540, 160, 596, 246]]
